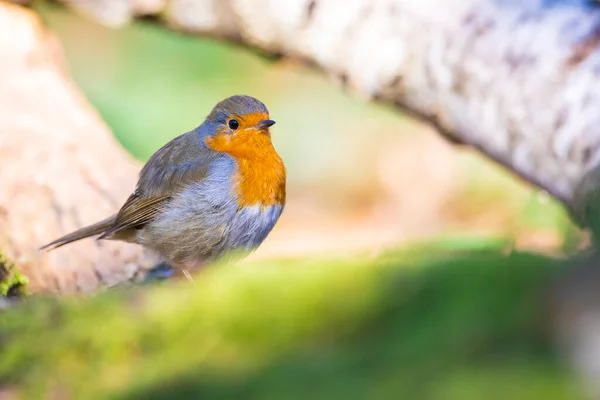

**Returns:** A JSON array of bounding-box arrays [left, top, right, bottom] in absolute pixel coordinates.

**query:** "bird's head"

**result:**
[[202, 95, 276, 155], [202, 95, 285, 206]]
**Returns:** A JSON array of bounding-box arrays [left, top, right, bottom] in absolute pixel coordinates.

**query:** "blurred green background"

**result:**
[[1, 3, 591, 399], [36, 3, 586, 262]]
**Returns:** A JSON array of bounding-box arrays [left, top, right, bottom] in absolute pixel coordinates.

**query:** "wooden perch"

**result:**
[[0, 2, 154, 293], [47, 0, 600, 224]]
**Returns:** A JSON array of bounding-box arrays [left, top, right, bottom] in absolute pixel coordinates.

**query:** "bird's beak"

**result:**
[[257, 119, 276, 130]]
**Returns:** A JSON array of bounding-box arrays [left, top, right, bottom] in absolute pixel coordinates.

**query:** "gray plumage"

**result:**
[[41, 95, 285, 271]]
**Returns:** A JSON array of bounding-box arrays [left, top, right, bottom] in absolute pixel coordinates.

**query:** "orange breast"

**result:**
[[205, 125, 286, 208]]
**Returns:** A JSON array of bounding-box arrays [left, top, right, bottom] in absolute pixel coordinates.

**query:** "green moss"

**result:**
[[0, 246, 585, 399], [0, 253, 28, 298]]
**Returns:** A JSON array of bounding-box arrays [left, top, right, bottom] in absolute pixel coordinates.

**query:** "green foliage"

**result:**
[[0, 247, 584, 399], [0, 253, 28, 297]]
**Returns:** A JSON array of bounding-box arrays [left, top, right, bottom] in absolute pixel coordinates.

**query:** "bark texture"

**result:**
[[0, 2, 154, 293], [44, 0, 600, 224]]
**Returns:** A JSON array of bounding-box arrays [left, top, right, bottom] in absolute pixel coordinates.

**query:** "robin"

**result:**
[[42, 95, 286, 279]]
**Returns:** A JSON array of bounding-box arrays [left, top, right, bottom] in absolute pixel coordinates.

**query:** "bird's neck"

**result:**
[[205, 134, 286, 208]]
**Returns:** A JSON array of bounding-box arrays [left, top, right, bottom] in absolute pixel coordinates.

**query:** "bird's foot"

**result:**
[[144, 261, 175, 281]]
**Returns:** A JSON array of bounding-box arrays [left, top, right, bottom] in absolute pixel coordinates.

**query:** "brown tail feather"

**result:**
[[40, 216, 116, 251]]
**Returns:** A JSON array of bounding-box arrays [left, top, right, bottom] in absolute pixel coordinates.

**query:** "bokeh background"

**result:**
[[3, 3, 593, 399], [38, 3, 586, 262]]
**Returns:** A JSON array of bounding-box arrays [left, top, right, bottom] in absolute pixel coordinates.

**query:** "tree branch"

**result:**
[[0, 2, 155, 293], [46, 0, 600, 224]]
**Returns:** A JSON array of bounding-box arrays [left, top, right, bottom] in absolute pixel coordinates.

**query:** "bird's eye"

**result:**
[[228, 119, 240, 130]]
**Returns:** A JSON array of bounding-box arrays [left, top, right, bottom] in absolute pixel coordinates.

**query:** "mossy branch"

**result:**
[[0, 253, 28, 298], [0, 248, 583, 399]]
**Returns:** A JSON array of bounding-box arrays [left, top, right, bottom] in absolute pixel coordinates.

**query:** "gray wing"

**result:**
[[99, 131, 219, 239]]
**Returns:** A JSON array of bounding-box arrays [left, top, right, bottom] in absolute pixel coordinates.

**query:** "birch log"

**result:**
[[0, 2, 154, 293], [48, 0, 600, 224]]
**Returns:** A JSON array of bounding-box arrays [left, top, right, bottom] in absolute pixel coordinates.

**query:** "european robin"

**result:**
[[42, 95, 286, 277]]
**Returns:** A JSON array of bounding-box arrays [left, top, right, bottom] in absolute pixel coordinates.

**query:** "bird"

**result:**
[[41, 95, 286, 279]]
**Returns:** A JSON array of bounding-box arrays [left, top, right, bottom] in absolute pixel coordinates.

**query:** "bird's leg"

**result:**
[[145, 259, 207, 283], [172, 259, 208, 283], [181, 268, 195, 283]]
